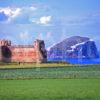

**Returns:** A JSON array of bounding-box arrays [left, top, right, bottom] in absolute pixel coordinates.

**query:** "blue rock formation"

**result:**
[[47, 36, 99, 59]]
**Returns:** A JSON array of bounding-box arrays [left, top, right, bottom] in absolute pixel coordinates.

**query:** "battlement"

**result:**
[[0, 39, 11, 46]]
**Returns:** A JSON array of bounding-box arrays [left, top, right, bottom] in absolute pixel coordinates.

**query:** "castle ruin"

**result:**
[[0, 39, 47, 63]]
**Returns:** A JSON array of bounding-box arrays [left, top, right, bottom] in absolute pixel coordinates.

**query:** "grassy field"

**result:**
[[0, 79, 100, 100], [0, 64, 100, 100], [0, 65, 100, 79], [0, 62, 71, 69]]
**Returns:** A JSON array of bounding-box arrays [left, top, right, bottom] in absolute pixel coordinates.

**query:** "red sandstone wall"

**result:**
[[10, 47, 37, 62], [0, 39, 47, 63]]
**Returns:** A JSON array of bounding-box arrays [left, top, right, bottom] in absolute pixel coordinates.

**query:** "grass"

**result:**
[[0, 65, 100, 79], [0, 64, 100, 100], [0, 62, 72, 69], [0, 62, 100, 69], [0, 79, 100, 100]]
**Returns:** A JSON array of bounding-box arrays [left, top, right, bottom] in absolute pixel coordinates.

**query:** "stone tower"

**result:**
[[0, 40, 11, 62], [34, 39, 47, 63], [0, 40, 11, 46]]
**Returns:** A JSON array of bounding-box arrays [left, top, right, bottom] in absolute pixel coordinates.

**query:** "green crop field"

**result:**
[[0, 64, 100, 100], [0, 79, 100, 100], [0, 65, 100, 79]]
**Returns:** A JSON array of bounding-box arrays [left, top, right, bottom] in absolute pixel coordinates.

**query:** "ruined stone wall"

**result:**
[[10, 46, 37, 62], [0, 39, 47, 63]]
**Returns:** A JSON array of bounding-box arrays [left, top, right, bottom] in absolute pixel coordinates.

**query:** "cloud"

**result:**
[[0, 6, 38, 23], [31, 16, 52, 25], [0, 7, 21, 22], [1, 5, 99, 26], [11, 8, 21, 18], [39, 16, 51, 25], [0, 5, 52, 24]]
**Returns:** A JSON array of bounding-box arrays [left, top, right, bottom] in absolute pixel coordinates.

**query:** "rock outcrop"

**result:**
[[48, 36, 99, 59]]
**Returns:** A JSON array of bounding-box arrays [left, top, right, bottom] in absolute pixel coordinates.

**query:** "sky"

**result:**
[[0, 0, 100, 50]]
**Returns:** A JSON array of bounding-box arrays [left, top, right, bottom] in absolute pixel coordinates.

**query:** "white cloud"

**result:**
[[0, 6, 52, 24], [0, 7, 21, 17], [11, 8, 21, 18], [39, 16, 51, 25], [31, 16, 52, 25], [0, 6, 38, 23], [0, 7, 21, 22], [0, 7, 11, 16]]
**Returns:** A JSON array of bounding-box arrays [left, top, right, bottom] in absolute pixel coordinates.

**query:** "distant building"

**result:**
[[0, 39, 47, 63]]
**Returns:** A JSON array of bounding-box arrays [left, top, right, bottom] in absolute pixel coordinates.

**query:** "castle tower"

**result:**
[[34, 39, 47, 63], [0, 40, 11, 62], [0, 45, 2, 61], [0, 40, 11, 46]]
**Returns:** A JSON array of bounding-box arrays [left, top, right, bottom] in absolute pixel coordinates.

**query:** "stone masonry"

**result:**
[[0, 39, 47, 63]]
